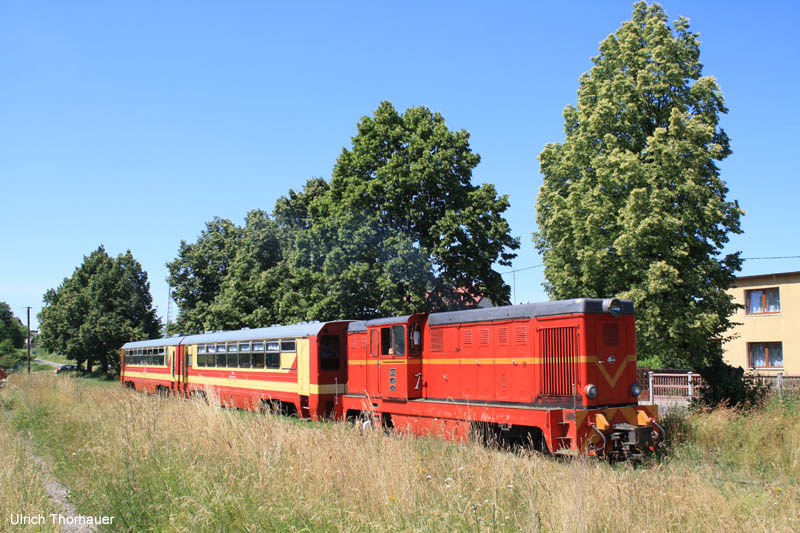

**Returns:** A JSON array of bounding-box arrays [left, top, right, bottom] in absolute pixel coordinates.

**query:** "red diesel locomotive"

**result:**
[[120, 298, 662, 459]]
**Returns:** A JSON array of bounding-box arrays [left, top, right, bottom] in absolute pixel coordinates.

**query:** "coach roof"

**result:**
[[426, 298, 634, 326], [122, 337, 184, 349], [182, 322, 327, 345]]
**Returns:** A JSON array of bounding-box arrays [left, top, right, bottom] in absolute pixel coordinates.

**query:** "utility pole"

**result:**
[[166, 285, 172, 335], [26, 307, 31, 374]]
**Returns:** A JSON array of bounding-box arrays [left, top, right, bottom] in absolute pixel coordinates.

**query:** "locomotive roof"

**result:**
[[182, 322, 327, 344], [426, 298, 633, 326], [348, 320, 367, 333], [365, 315, 412, 327]]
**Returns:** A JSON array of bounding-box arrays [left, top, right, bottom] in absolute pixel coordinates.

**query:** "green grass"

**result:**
[[1, 374, 799, 532]]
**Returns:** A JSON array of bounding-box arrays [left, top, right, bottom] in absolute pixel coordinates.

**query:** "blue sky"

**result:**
[[2, 1, 798, 329]]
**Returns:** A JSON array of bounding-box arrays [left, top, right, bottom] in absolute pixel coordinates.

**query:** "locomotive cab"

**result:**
[[365, 314, 426, 401]]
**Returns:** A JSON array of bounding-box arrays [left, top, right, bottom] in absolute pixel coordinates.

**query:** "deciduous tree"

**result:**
[[534, 1, 742, 368], [282, 101, 519, 320], [38, 246, 161, 373]]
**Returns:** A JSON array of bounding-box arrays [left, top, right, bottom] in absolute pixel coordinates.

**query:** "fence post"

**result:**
[[777, 372, 783, 397], [648, 371, 654, 404], [687, 371, 693, 400]]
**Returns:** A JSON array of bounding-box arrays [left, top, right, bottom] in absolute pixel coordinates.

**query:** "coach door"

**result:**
[[169, 346, 178, 392], [179, 344, 190, 395]]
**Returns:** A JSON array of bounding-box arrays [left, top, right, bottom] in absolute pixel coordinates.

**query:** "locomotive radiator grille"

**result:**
[[539, 326, 578, 396]]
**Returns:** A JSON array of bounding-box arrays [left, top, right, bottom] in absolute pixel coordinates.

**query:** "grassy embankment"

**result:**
[[0, 407, 61, 532], [1, 373, 798, 532]]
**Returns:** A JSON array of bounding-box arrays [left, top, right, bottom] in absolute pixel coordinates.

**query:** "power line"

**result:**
[[741, 255, 800, 260], [500, 264, 544, 275]]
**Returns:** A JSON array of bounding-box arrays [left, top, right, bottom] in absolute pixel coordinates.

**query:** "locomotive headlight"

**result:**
[[630, 383, 642, 397], [584, 384, 598, 399], [602, 298, 624, 316]]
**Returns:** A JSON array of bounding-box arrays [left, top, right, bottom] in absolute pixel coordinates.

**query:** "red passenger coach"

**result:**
[[121, 321, 349, 420], [120, 338, 181, 394], [341, 298, 662, 459]]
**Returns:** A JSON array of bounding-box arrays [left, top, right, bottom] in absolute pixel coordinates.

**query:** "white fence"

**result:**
[[641, 371, 800, 403]]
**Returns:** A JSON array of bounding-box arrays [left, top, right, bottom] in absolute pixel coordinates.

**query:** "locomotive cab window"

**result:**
[[381, 327, 392, 355], [409, 323, 421, 355], [393, 325, 405, 356], [380, 326, 405, 356], [319, 335, 340, 370]]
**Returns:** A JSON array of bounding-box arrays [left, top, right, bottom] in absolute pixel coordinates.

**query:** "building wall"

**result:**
[[724, 272, 800, 375]]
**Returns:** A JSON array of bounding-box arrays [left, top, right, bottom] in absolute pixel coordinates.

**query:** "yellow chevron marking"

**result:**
[[595, 354, 636, 387], [575, 411, 587, 431], [595, 413, 611, 431], [618, 406, 636, 424]]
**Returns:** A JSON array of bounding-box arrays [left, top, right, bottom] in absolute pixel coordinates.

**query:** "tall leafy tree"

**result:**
[[168, 211, 289, 332], [39, 246, 161, 372], [534, 1, 742, 368], [166, 217, 243, 332], [0, 302, 26, 366], [0, 302, 25, 351], [283, 101, 519, 320]]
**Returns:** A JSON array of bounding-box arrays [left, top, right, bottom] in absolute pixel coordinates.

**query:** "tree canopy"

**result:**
[[168, 101, 519, 328], [534, 1, 742, 369], [280, 102, 519, 321], [39, 246, 161, 373], [0, 302, 26, 365]]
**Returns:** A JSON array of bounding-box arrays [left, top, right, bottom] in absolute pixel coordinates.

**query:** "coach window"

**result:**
[[320, 335, 340, 370], [281, 339, 296, 352], [266, 341, 280, 369], [239, 342, 251, 368], [227, 343, 239, 368], [197, 345, 206, 367], [160, 347, 166, 366], [252, 342, 265, 369]]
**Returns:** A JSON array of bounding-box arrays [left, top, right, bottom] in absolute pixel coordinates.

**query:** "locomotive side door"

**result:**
[[366, 329, 381, 398], [459, 325, 477, 399], [378, 325, 409, 400]]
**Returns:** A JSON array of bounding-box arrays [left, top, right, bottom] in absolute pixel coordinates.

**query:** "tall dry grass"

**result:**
[[0, 389, 61, 532], [1, 373, 799, 532]]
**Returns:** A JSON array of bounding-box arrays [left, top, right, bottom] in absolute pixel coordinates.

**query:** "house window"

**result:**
[[746, 288, 780, 314], [749, 342, 783, 368]]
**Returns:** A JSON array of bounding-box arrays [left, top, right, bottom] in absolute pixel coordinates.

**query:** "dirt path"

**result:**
[[22, 438, 98, 533], [33, 358, 65, 369]]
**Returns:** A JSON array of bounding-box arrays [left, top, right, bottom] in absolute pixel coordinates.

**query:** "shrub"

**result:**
[[692, 358, 770, 410]]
